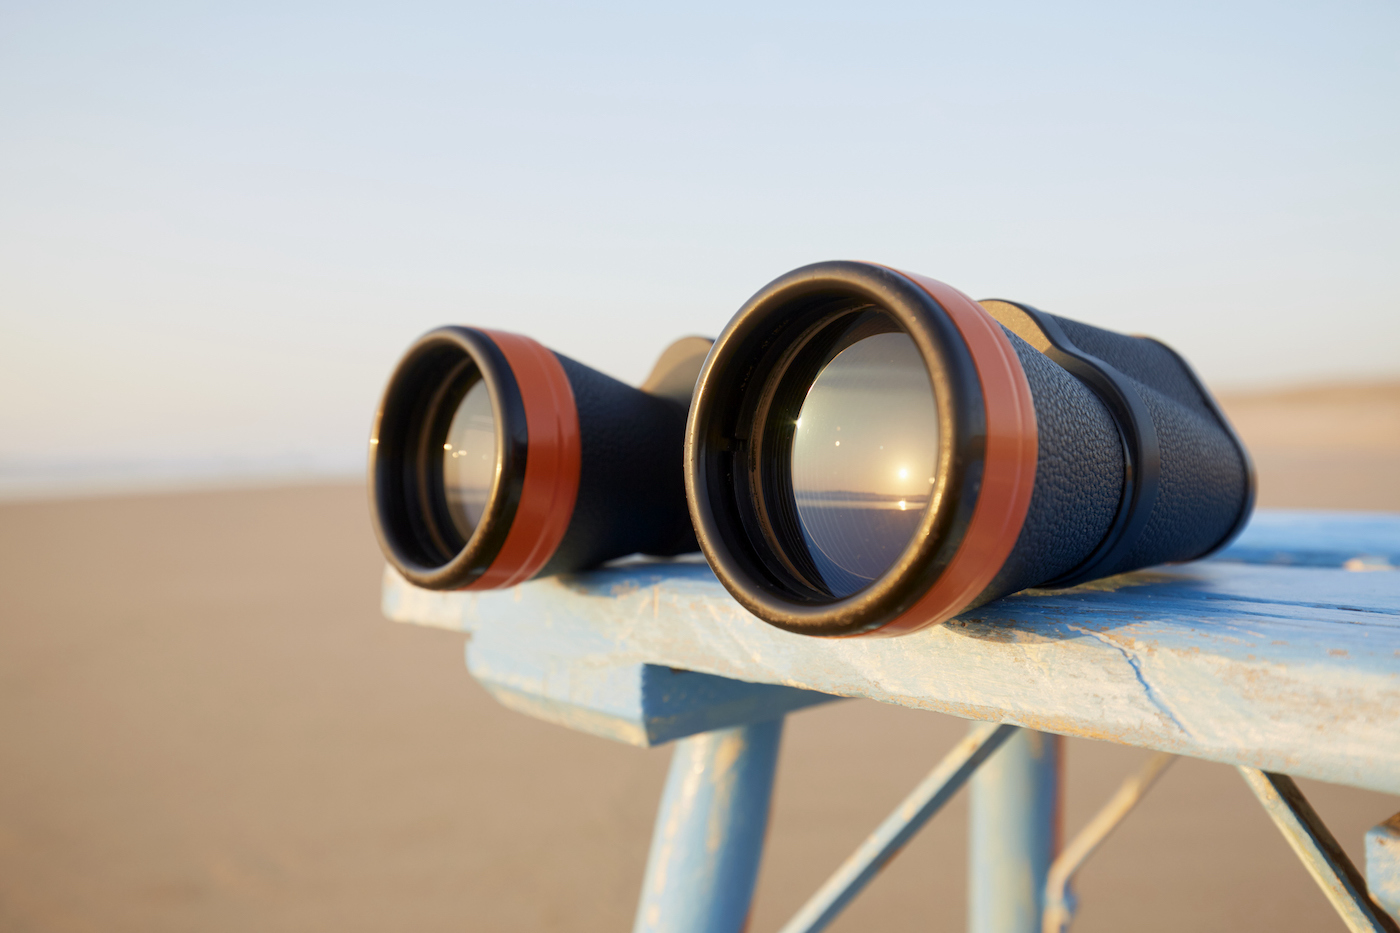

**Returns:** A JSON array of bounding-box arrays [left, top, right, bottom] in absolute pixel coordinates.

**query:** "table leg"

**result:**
[[968, 725, 1062, 933], [633, 717, 784, 933]]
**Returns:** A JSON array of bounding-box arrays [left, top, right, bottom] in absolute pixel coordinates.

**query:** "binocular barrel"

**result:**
[[685, 261, 1254, 637], [369, 327, 703, 590]]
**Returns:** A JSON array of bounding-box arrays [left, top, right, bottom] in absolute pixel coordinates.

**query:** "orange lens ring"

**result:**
[[873, 271, 1038, 635], [463, 330, 582, 590]]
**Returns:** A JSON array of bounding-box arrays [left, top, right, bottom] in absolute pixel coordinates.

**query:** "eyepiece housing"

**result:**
[[371, 327, 702, 590], [685, 261, 1254, 637]]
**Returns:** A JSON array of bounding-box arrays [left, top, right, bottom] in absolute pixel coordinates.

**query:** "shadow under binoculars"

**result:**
[[368, 261, 1253, 639]]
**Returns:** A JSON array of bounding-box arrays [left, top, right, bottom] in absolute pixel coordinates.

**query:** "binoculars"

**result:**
[[369, 261, 1254, 637]]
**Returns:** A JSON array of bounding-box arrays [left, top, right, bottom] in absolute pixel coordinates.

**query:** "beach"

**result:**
[[1, 381, 1397, 932]]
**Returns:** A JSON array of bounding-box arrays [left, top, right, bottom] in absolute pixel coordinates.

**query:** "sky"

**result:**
[[2, 1, 1397, 495]]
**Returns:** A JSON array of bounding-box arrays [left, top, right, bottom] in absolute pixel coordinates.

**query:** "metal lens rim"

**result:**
[[368, 327, 526, 589], [686, 261, 987, 637]]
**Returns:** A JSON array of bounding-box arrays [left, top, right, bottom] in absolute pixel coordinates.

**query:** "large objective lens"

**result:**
[[789, 333, 938, 596], [442, 380, 497, 542]]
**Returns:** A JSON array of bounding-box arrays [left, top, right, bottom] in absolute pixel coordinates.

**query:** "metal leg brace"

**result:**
[[1239, 767, 1400, 933], [777, 722, 1020, 933], [1043, 752, 1175, 933]]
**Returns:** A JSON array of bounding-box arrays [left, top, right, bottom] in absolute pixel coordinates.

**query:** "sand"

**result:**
[[1, 382, 1397, 932], [1218, 381, 1400, 511]]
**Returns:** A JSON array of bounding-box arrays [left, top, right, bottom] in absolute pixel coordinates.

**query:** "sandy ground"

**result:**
[[1218, 381, 1400, 511], [1, 382, 1398, 932]]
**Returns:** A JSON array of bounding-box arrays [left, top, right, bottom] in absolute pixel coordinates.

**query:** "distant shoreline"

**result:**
[[3, 380, 1395, 503], [0, 463, 362, 502]]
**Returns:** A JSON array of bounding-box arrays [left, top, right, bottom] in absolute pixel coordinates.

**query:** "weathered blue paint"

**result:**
[[633, 719, 784, 933], [383, 511, 1400, 793], [468, 636, 835, 746], [1366, 814, 1400, 921], [1238, 768, 1399, 933], [379, 508, 1400, 930], [776, 723, 1018, 933], [969, 728, 1062, 933], [1216, 510, 1400, 568]]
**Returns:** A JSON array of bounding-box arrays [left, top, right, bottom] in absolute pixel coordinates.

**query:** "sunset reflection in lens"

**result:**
[[442, 380, 497, 543], [790, 333, 938, 596]]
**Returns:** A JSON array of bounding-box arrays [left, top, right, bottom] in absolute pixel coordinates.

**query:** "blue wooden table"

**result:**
[[383, 510, 1400, 933]]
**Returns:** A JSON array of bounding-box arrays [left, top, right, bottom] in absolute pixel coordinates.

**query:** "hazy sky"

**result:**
[[2, 1, 1397, 492]]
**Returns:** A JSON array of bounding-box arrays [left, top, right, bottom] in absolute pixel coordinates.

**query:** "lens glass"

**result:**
[[442, 379, 497, 542], [789, 333, 938, 597]]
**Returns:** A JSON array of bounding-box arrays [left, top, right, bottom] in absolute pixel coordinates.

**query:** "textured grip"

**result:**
[[977, 330, 1125, 602], [972, 312, 1252, 606], [537, 353, 697, 576], [1047, 315, 1251, 574], [1051, 318, 1215, 417]]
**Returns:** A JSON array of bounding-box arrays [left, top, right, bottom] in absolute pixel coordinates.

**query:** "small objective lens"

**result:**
[[442, 380, 497, 542], [789, 332, 939, 596]]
